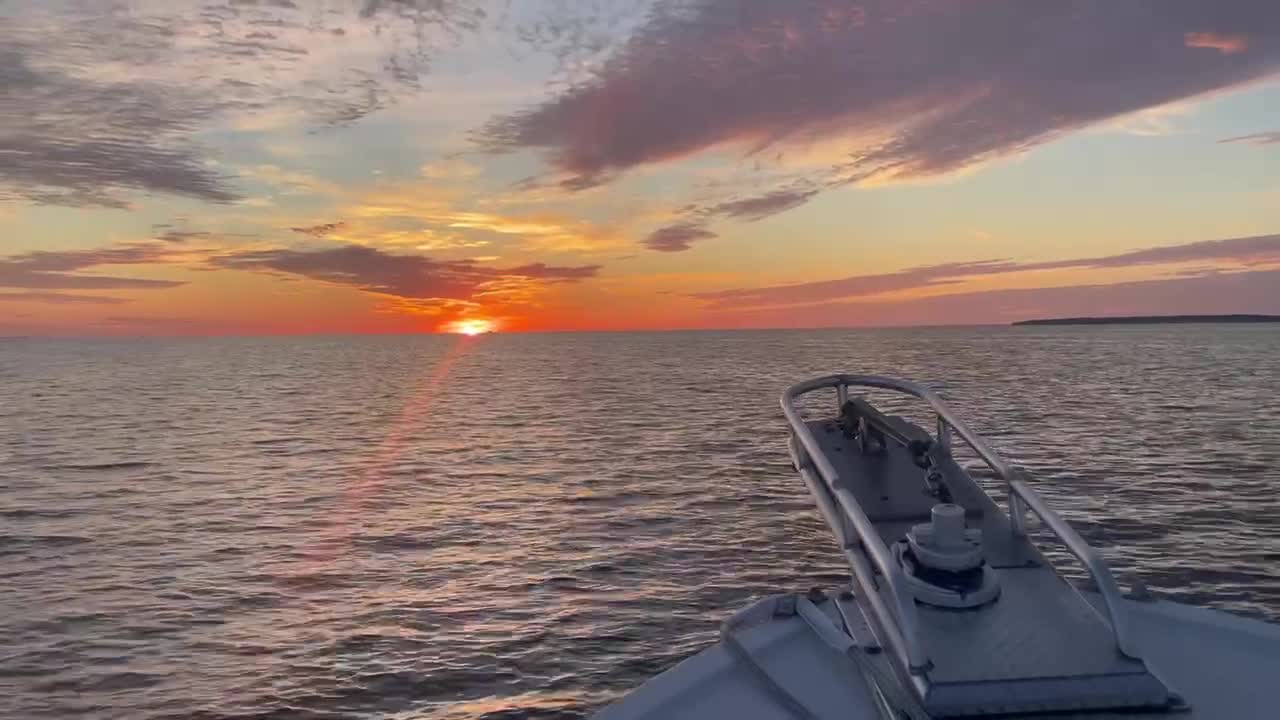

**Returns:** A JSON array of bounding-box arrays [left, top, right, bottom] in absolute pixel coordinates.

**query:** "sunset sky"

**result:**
[[2, 0, 1278, 335]]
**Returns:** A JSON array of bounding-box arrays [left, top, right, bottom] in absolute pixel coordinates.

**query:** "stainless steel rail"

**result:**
[[781, 374, 1140, 671]]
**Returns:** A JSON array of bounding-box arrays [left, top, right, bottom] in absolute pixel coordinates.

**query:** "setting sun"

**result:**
[[444, 319, 496, 336]]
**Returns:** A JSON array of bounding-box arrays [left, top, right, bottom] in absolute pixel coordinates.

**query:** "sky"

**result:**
[[2, 0, 1278, 335]]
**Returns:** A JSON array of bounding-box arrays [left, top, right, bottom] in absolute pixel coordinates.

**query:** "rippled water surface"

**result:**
[[3, 327, 1279, 719]]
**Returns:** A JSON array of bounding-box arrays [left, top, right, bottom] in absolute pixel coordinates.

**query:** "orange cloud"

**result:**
[[334, 183, 624, 254], [1184, 32, 1249, 55], [374, 296, 480, 317], [441, 211, 626, 253]]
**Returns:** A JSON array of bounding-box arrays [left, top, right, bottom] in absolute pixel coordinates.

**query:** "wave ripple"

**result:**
[[2, 327, 1278, 718]]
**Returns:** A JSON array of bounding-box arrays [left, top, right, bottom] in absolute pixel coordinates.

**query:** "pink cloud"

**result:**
[[696, 233, 1280, 308], [708, 268, 1280, 328], [1186, 32, 1250, 55], [482, 0, 1280, 207]]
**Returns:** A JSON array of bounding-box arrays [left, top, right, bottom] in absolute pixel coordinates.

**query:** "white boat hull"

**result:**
[[596, 591, 1280, 719]]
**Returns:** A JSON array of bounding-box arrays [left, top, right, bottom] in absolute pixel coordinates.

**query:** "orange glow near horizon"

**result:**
[[443, 318, 496, 335]]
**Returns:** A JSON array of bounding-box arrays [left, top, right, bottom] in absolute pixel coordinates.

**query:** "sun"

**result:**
[[444, 318, 496, 336]]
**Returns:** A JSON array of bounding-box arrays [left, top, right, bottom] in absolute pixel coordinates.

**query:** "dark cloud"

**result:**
[[211, 243, 599, 300], [156, 230, 215, 244], [0, 46, 235, 207], [290, 221, 348, 237], [0, 292, 129, 305], [0, 238, 600, 311], [151, 224, 255, 244], [1219, 131, 1280, 145], [482, 0, 1280, 191], [1, 1, 488, 208], [645, 186, 821, 251], [644, 223, 718, 252], [707, 188, 819, 221], [0, 245, 188, 291], [697, 233, 1280, 307]]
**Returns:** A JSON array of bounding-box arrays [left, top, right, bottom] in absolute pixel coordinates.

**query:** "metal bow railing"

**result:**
[[781, 374, 1139, 674]]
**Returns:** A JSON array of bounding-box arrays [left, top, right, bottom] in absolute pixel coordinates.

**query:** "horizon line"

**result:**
[[5, 315, 1278, 341]]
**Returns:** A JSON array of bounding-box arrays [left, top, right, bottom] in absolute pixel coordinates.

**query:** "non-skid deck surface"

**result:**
[[914, 568, 1134, 682], [807, 417, 1169, 715], [808, 419, 1037, 567]]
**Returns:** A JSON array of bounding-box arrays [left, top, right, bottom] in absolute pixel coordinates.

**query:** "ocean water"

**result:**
[[2, 326, 1279, 719]]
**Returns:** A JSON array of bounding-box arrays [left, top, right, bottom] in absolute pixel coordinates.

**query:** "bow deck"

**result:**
[[787, 377, 1176, 716]]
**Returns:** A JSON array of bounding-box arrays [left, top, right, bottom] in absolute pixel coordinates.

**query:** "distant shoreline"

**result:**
[[1013, 314, 1280, 326]]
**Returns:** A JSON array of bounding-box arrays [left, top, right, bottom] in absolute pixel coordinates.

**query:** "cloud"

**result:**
[[0, 46, 236, 207], [696, 233, 1280, 307], [706, 188, 819, 221], [374, 296, 481, 318], [155, 229, 215, 244], [1, 1, 487, 207], [290, 221, 349, 237], [445, 211, 624, 252], [1219, 131, 1280, 145], [0, 292, 129, 305], [445, 213, 572, 236], [696, 260, 1013, 307], [1065, 233, 1280, 269], [646, 186, 821, 244], [0, 244, 189, 290], [1185, 32, 1251, 55], [708, 267, 1280, 328], [645, 223, 718, 252], [210, 243, 599, 305], [481, 1, 1280, 195], [345, 195, 625, 252], [151, 224, 256, 245]]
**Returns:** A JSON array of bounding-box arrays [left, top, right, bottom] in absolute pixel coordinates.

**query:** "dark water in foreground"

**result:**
[[3, 326, 1279, 719]]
